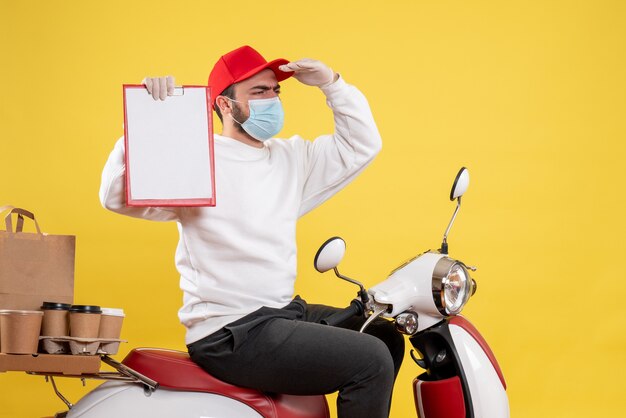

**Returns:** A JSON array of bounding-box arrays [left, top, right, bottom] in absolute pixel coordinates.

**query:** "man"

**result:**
[[99, 45, 403, 418]]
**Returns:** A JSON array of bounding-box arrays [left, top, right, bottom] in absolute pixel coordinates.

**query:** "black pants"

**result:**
[[188, 297, 405, 418]]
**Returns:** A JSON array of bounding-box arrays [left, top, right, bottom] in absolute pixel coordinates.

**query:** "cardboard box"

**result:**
[[0, 353, 101, 375]]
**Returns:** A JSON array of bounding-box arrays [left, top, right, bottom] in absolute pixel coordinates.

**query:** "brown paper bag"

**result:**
[[0, 206, 75, 310]]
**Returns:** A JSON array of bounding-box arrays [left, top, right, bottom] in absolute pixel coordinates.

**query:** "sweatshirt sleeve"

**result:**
[[99, 137, 179, 222], [298, 77, 382, 216]]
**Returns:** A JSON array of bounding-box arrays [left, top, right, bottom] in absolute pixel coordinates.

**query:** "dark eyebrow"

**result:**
[[249, 83, 281, 92]]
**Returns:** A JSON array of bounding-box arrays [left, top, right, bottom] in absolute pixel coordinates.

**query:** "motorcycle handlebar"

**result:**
[[321, 300, 364, 326]]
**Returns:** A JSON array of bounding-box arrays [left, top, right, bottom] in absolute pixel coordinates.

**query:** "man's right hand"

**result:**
[[278, 59, 337, 88], [141, 76, 175, 101]]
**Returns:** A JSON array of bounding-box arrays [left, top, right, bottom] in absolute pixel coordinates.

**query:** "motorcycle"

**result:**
[[47, 167, 509, 418], [313, 167, 509, 418]]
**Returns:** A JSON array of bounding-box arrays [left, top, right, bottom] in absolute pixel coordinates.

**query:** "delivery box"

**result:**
[[0, 353, 101, 375], [0, 206, 75, 310]]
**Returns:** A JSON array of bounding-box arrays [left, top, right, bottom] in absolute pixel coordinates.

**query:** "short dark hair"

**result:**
[[214, 84, 236, 123]]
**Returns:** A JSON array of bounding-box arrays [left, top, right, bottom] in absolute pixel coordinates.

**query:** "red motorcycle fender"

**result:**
[[413, 376, 466, 418]]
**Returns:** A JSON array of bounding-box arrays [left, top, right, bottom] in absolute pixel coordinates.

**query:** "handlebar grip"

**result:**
[[321, 300, 364, 326]]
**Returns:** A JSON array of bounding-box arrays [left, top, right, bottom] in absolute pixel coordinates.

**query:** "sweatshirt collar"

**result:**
[[214, 134, 270, 161]]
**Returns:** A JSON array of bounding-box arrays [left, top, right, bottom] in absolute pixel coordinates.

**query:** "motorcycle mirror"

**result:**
[[450, 167, 470, 201], [441, 167, 470, 254], [314, 237, 346, 273]]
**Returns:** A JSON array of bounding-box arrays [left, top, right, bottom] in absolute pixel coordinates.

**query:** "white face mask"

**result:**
[[229, 97, 284, 141]]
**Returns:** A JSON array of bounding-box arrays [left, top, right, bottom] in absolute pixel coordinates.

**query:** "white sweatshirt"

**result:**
[[99, 77, 382, 344]]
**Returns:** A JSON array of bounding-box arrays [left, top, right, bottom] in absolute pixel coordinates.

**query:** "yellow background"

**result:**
[[1, 0, 625, 417]]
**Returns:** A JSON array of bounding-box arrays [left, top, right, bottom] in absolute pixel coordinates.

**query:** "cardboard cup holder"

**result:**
[[0, 304, 126, 364], [39, 336, 126, 355], [36, 305, 126, 356], [40, 338, 68, 355]]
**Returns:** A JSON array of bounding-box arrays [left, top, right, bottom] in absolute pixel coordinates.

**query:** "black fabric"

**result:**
[[188, 296, 404, 418]]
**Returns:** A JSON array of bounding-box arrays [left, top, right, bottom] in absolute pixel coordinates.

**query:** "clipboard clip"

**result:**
[[146, 86, 185, 96]]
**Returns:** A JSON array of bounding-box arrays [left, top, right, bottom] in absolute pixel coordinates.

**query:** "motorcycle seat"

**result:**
[[122, 348, 329, 418]]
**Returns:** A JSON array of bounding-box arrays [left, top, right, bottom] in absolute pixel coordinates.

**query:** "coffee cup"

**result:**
[[98, 308, 125, 339], [0, 310, 44, 354], [69, 305, 102, 338], [40, 302, 71, 337]]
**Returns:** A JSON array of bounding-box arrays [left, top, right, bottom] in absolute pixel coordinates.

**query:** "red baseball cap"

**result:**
[[208, 45, 294, 108]]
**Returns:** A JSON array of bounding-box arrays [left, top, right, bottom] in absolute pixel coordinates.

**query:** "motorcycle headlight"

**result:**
[[432, 258, 472, 315], [395, 311, 419, 335]]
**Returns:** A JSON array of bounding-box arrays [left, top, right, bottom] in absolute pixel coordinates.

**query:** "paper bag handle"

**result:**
[[1, 205, 16, 231], [2, 207, 42, 234]]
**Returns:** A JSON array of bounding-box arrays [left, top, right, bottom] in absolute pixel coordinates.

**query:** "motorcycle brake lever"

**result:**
[[359, 303, 388, 333]]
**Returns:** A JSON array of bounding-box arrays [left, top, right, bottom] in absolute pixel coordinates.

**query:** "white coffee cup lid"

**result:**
[[101, 308, 125, 317]]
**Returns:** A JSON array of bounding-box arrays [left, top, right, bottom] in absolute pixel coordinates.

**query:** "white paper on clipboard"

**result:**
[[123, 85, 215, 207]]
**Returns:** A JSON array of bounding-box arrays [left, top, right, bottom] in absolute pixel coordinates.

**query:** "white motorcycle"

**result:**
[[46, 167, 509, 418]]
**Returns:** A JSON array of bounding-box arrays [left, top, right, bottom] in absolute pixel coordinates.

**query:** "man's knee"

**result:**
[[369, 319, 405, 373], [360, 336, 396, 385]]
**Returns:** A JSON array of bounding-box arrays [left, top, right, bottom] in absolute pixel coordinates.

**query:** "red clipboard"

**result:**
[[122, 85, 216, 207]]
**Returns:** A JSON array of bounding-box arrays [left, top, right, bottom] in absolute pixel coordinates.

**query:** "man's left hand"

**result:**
[[279, 59, 338, 88]]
